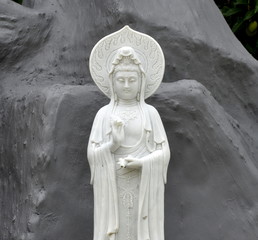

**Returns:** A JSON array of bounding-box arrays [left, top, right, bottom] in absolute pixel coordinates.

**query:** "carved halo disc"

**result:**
[[89, 25, 165, 99]]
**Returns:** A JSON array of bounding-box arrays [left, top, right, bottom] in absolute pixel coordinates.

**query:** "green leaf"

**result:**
[[13, 0, 23, 4], [245, 42, 255, 55], [255, 0, 258, 13], [222, 7, 243, 17], [234, 0, 248, 6], [221, 6, 229, 14], [232, 18, 245, 32], [244, 9, 255, 20]]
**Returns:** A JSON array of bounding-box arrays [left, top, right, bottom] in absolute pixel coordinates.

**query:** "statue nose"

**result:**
[[124, 79, 129, 88]]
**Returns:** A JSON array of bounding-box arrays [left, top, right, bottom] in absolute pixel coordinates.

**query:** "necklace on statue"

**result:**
[[117, 108, 137, 125]]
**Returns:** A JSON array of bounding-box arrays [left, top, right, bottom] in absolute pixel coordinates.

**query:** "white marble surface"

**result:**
[[88, 26, 170, 240]]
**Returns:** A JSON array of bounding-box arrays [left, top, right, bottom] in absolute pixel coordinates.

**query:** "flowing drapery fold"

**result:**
[[87, 104, 170, 240]]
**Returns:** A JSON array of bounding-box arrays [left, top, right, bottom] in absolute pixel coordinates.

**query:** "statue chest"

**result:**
[[114, 106, 143, 146]]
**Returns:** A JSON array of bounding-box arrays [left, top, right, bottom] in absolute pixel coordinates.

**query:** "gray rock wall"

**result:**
[[0, 0, 258, 239]]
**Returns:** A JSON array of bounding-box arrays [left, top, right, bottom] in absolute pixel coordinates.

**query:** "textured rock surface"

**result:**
[[0, 0, 258, 239]]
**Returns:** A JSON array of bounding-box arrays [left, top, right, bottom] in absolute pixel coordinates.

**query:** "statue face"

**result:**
[[113, 71, 140, 100]]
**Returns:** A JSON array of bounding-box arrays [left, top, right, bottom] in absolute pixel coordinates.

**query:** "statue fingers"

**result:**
[[124, 157, 138, 162], [127, 161, 141, 169]]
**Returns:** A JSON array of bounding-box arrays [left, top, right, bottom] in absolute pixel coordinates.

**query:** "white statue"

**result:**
[[87, 26, 170, 240]]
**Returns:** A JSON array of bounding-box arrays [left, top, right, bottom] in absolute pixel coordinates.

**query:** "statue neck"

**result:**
[[117, 98, 138, 107]]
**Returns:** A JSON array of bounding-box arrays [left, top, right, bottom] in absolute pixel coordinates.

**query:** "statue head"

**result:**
[[109, 47, 145, 101]]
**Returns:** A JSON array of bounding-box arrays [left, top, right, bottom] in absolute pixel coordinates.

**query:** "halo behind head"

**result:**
[[89, 26, 165, 99]]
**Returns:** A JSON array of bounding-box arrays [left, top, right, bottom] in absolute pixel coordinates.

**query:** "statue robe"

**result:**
[[87, 103, 170, 240]]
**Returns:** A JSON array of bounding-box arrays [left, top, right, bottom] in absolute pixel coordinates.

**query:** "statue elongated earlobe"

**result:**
[[114, 93, 118, 102], [109, 73, 116, 104], [137, 93, 140, 102]]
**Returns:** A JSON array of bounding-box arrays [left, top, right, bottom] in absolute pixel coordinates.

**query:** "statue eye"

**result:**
[[129, 78, 136, 82], [117, 78, 124, 82]]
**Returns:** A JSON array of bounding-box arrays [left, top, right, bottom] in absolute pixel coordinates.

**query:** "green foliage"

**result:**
[[13, 0, 23, 4], [215, 0, 258, 59]]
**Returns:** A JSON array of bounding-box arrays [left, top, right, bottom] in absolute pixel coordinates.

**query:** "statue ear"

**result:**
[[137, 92, 140, 102], [114, 93, 118, 102]]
